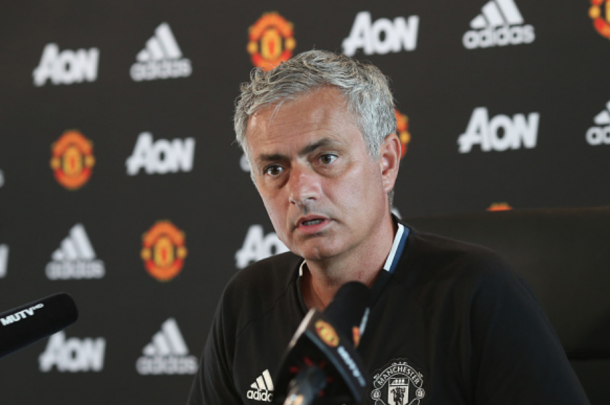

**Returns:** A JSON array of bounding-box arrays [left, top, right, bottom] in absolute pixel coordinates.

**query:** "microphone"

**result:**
[[322, 282, 370, 348], [274, 282, 371, 405], [0, 293, 78, 359]]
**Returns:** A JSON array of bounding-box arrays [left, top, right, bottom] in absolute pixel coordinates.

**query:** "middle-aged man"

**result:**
[[188, 50, 589, 404]]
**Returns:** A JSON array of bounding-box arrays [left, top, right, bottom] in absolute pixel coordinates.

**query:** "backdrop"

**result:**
[[0, 0, 609, 403]]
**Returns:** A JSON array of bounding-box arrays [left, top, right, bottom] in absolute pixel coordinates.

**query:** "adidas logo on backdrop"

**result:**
[[39, 331, 106, 373], [458, 107, 540, 153], [586, 100, 610, 146], [33, 43, 99, 86], [0, 244, 8, 278], [130, 23, 192, 82], [463, 0, 535, 49], [247, 369, 274, 402], [235, 225, 289, 269], [136, 318, 197, 375], [45, 223, 105, 280]]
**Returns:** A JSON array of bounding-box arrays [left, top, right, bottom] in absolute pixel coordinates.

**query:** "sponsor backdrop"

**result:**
[[0, 0, 608, 403]]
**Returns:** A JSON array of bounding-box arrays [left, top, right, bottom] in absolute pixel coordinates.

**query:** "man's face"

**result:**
[[246, 87, 394, 263]]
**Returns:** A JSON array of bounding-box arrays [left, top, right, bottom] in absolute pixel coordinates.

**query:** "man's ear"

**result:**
[[379, 133, 401, 194]]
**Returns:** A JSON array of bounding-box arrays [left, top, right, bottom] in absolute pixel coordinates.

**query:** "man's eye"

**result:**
[[264, 165, 283, 176], [320, 154, 337, 164]]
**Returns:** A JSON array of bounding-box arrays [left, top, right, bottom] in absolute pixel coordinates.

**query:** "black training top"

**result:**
[[187, 225, 590, 405]]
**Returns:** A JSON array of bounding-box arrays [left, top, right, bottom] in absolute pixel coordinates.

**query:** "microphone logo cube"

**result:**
[[315, 319, 340, 347]]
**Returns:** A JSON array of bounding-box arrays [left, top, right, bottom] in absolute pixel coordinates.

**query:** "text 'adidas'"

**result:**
[[247, 369, 274, 402], [586, 100, 610, 145], [136, 318, 198, 375], [45, 224, 105, 280], [130, 23, 192, 82], [462, 0, 535, 49]]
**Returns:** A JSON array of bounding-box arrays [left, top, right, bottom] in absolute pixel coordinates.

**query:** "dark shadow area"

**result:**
[[406, 206, 610, 403]]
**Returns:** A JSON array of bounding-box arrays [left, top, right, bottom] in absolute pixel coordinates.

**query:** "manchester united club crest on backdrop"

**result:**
[[370, 359, 425, 405], [487, 202, 513, 211], [395, 109, 412, 159], [50, 130, 95, 190], [590, 0, 610, 40], [141, 221, 187, 281], [247, 12, 296, 70]]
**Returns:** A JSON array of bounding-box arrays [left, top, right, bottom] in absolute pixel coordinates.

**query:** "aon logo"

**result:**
[[458, 107, 539, 153], [235, 225, 289, 269], [33, 43, 99, 86], [343, 12, 419, 56], [39, 332, 105, 372], [126, 132, 195, 175], [0, 244, 8, 278]]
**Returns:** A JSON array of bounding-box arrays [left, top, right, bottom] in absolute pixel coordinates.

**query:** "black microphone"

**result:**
[[274, 282, 371, 405], [0, 293, 78, 359], [322, 282, 370, 348]]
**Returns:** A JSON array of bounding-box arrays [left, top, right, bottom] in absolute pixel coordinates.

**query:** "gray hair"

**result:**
[[234, 49, 397, 159]]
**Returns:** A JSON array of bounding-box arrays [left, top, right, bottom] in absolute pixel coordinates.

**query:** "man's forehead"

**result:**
[[247, 89, 354, 138], [243, 87, 366, 168], [250, 87, 349, 124]]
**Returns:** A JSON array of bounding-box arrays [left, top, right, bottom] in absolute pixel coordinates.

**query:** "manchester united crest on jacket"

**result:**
[[370, 359, 425, 405]]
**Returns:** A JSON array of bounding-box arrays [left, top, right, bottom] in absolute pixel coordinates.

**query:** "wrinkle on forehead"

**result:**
[[250, 87, 351, 135], [265, 98, 291, 131], [246, 87, 360, 164]]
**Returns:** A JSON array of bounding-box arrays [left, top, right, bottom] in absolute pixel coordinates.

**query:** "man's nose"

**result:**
[[288, 164, 320, 206]]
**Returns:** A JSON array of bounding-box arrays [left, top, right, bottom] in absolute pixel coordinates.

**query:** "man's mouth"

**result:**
[[296, 216, 329, 229], [302, 219, 324, 226]]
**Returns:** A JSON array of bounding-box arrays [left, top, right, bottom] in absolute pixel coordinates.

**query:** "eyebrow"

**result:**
[[256, 138, 337, 164]]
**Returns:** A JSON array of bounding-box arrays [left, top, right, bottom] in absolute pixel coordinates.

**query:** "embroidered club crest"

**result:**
[[370, 359, 425, 405]]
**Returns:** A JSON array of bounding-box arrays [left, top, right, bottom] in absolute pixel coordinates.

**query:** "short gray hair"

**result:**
[[234, 50, 396, 159]]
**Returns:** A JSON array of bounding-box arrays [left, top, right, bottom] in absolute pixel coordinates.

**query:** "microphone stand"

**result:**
[[283, 366, 327, 405]]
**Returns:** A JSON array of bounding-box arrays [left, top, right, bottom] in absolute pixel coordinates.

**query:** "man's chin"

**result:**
[[293, 243, 341, 262]]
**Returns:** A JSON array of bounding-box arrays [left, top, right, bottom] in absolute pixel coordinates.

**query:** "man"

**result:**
[[188, 50, 589, 404]]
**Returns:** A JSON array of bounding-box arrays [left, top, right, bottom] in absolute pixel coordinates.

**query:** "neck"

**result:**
[[302, 213, 397, 310]]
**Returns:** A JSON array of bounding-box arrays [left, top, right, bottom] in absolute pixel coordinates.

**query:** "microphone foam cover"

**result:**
[[323, 281, 370, 345]]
